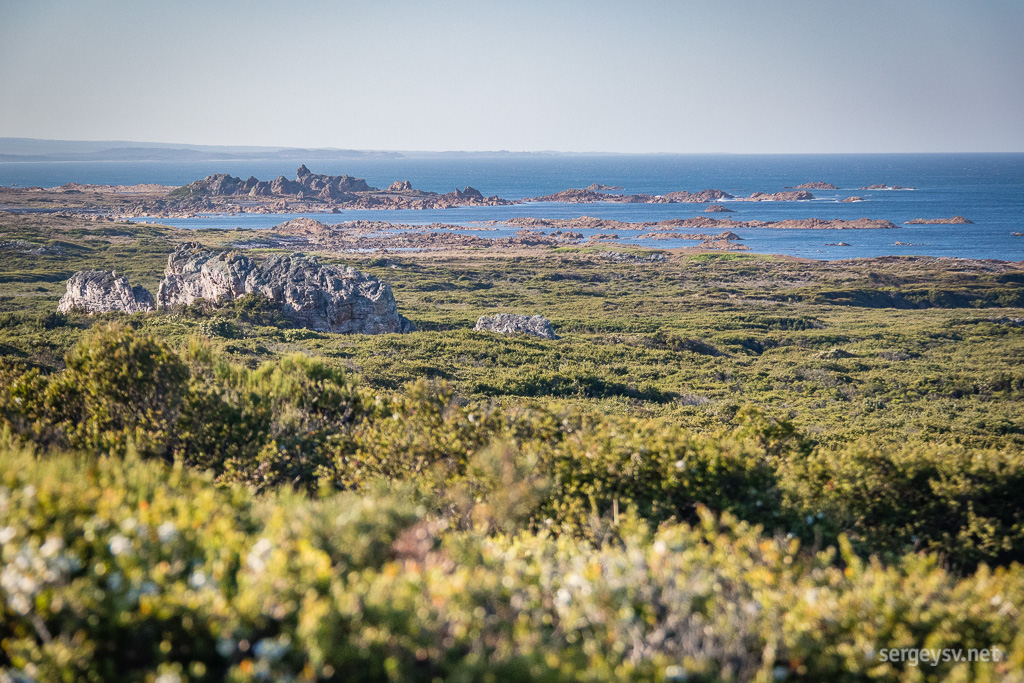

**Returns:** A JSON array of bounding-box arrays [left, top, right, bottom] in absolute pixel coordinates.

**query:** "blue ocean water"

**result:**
[[2, 154, 1022, 261]]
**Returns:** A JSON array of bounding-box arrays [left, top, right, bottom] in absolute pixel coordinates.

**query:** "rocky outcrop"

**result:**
[[175, 166, 376, 201], [842, 196, 864, 203], [698, 238, 750, 251], [156, 243, 414, 334], [584, 183, 623, 191], [704, 204, 734, 213], [168, 167, 511, 210], [387, 180, 414, 192], [859, 184, 915, 190], [58, 270, 155, 314], [904, 216, 973, 225], [474, 314, 558, 340], [529, 188, 628, 203]]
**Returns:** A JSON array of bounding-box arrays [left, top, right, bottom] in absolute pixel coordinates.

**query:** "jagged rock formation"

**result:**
[[842, 196, 865, 203], [167, 167, 511, 210], [156, 243, 414, 334], [584, 183, 623, 191], [474, 314, 558, 340], [704, 204, 733, 213], [387, 180, 414, 192], [175, 165, 374, 201], [57, 270, 155, 314], [904, 216, 973, 225]]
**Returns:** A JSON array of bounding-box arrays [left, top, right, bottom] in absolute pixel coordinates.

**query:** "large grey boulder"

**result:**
[[57, 270, 155, 314], [156, 242, 414, 334], [474, 314, 558, 340]]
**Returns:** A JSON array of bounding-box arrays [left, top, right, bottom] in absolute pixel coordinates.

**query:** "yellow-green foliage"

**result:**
[[2, 215, 1023, 680], [0, 443, 1021, 681], [4, 326, 1024, 573]]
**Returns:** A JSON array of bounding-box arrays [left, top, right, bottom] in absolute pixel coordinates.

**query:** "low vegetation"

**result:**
[[1, 213, 1023, 680]]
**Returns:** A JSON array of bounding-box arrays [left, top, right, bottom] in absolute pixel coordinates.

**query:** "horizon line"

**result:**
[[3, 137, 1024, 157]]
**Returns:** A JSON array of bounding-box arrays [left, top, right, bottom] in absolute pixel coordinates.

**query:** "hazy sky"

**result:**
[[2, 0, 1023, 153]]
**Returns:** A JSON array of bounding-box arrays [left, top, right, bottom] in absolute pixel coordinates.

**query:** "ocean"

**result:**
[[2, 154, 1023, 261]]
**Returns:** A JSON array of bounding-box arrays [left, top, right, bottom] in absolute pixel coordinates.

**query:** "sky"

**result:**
[[1, 0, 1023, 153]]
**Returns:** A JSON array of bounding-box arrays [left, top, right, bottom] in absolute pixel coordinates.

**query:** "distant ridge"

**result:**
[[0, 138, 631, 162], [0, 138, 403, 162]]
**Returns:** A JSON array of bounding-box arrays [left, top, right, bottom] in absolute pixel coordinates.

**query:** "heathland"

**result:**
[[1, 204, 1023, 681]]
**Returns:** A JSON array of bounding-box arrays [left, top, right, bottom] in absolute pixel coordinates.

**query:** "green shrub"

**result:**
[[784, 440, 1024, 569], [2, 443, 1021, 681], [1, 323, 188, 457]]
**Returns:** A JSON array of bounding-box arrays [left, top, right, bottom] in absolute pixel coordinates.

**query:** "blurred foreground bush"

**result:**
[[0, 442, 1021, 681]]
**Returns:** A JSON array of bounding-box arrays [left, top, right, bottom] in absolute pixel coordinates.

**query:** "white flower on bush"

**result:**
[[157, 522, 177, 543], [1, 537, 79, 617], [40, 536, 63, 558], [189, 571, 208, 589], [246, 538, 273, 574], [109, 534, 131, 556], [8, 593, 31, 615], [1, 561, 39, 598]]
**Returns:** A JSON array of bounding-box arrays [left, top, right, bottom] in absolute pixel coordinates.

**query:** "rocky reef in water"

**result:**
[[734, 191, 815, 202], [788, 182, 839, 190], [525, 188, 733, 204], [904, 216, 973, 225], [498, 216, 899, 231]]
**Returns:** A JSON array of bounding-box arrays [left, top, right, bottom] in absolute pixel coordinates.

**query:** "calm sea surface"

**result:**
[[2, 154, 1022, 261]]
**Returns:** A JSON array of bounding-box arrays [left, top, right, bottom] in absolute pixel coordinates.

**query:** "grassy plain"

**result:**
[[3, 212, 1022, 448]]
